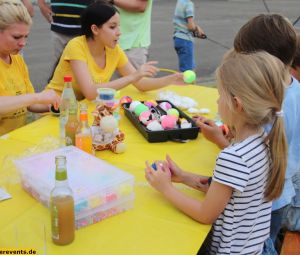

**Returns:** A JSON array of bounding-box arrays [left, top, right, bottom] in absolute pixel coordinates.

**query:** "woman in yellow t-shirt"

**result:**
[[0, 0, 60, 135], [46, 0, 185, 101]]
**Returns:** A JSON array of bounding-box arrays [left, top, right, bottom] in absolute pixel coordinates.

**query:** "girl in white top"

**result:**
[[145, 50, 288, 254]]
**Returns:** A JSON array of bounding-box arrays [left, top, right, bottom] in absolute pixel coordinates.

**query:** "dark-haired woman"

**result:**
[[46, 1, 184, 101]]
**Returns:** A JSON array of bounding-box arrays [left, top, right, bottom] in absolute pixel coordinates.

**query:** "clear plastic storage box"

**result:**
[[14, 146, 134, 229]]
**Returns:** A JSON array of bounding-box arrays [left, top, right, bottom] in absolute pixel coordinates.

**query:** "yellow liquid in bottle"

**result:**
[[51, 195, 75, 245], [76, 134, 93, 154]]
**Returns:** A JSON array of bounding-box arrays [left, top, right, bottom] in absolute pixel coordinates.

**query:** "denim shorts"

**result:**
[[282, 173, 300, 231], [173, 37, 195, 72]]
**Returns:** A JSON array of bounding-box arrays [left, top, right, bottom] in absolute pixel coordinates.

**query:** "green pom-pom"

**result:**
[[183, 70, 196, 84], [134, 104, 148, 116]]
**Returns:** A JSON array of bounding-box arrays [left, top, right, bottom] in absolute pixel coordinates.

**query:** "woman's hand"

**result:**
[[165, 72, 185, 86], [135, 61, 159, 79], [37, 90, 60, 110]]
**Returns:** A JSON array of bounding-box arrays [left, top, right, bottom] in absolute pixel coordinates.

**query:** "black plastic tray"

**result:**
[[123, 100, 200, 143]]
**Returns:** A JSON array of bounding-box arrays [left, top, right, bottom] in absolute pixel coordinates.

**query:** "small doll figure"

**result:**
[[92, 104, 126, 153]]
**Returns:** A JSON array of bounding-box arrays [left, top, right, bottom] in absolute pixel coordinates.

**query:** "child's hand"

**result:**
[[193, 116, 230, 149], [195, 25, 205, 38], [145, 160, 173, 194], [165, 155, 185, 183], [196, 176, 211, 193]]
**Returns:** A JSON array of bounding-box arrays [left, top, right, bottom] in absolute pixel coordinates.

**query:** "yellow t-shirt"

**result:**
[[46, 36, 128, 100], [0, 54, 34, 136]]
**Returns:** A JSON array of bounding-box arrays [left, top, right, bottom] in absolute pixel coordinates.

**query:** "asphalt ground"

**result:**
[[24, 0, 300, 91]]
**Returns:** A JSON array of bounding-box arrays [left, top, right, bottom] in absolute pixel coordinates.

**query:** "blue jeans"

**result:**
[[262, 206, 287, 255], [282, 173, 300, 231], [173, 37, 195, 72]]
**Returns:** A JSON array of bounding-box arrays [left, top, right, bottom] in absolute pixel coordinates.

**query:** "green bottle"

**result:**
[[50, 156, 75, 245]]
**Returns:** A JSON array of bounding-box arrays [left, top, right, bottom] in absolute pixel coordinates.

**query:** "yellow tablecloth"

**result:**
[[0, 85, 219, 255]]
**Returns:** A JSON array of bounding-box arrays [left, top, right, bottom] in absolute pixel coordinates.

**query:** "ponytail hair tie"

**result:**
[[275, 110, 284, 117]]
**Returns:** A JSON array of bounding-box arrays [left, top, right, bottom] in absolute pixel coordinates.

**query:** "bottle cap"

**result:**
[[64, 75, 72, 82]]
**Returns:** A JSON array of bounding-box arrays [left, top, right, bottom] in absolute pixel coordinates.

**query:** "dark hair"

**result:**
[[292, 34, 300, 69], [81, 0, 118, 39], [234, 14, 297, 65]]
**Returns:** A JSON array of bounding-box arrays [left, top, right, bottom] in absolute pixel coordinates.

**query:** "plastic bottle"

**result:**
[[65, 106, 79, 146], [59, 75, 78, 145], [75, 103, 93, 154], [50, 155, 75, 245]]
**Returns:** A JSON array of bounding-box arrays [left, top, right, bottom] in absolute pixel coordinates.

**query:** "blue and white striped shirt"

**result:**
[[210, 131, 272, 254]]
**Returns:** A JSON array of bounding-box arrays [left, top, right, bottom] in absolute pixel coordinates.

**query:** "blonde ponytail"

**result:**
[[265, 113, 287, 201], [216, 49, 288, 201]]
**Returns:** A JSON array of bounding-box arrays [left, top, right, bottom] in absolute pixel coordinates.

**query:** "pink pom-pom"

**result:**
[[159, 102, 172, 112], [161, 115, 177, 130], [139, 110, 155, 125], [144, 100, 157, 109]]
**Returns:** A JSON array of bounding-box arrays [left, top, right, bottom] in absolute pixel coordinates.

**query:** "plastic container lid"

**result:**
[[97, 88, 116, 101]]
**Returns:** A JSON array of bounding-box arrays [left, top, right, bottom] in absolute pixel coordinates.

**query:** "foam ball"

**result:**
[[120, 96, 132, 105], [100, 116, 117, 133], [220, 124, 229, 135], [183, 70, 196, 84], [147, 120, 163, 131], [129, 101, 142, 112], [151, 162, 157, 170], [115, 142, 126, 154], [159, 101, 172, 112], [144, 100, 157, 109], [161, 115, 177, 130], [179, 118, 192, 129], [167, 108, 180, 118], [134, 103, 148, 116], [139, 110, 154, 125], [151, 162, 163, 171]]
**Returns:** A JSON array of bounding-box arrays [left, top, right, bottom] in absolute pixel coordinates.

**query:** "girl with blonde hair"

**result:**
[[0, 0, 59, 135], [145, 50, 288, 254]]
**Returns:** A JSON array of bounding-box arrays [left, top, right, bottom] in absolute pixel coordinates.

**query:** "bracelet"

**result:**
[[208, 177, 212, 185]]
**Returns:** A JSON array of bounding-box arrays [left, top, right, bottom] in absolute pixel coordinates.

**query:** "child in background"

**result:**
[[173, 0, 205, 72], [280, 33, 300, 234], [195, 14, 300, 254], [291, 34, 300, 82], [46, 0, 184, 101], [145, 50, 288, 254]]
